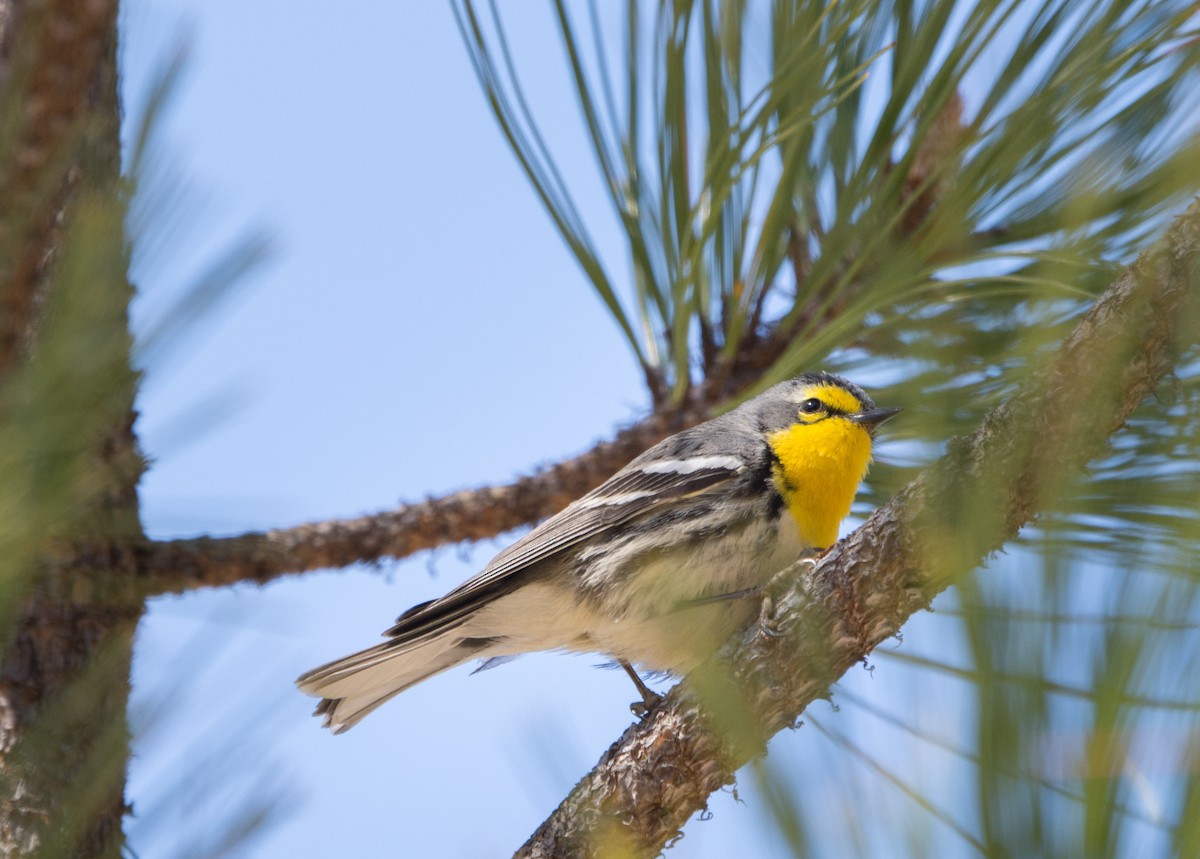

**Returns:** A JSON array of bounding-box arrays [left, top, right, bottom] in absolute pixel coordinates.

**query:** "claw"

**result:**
[[629, 692, 662, 718], [757, 594, 782, 638], [620, 660, 662, 718]]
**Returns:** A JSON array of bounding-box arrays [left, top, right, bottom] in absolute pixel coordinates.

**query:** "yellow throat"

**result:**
[[767, 391, 875, 550]]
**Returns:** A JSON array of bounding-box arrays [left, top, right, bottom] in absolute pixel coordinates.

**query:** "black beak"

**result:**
[[852, 406, 901, 433]]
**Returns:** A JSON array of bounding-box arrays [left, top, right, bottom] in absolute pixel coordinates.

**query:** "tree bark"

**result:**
[[0, 2, 143, 856]]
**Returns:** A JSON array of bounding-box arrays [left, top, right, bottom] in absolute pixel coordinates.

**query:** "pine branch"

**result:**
[[513, 200, 1200, 858], [124, 80, 994, 600], [134, 403, 709, 595]]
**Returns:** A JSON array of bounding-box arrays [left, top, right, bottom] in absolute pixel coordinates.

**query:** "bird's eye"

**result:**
[[799, 398, 824, 414]]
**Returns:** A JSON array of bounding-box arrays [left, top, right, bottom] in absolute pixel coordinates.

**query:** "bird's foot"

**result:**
[[756, 593, 782, 638], [620, 660, 663, 718], [629, 688, 664, 718]]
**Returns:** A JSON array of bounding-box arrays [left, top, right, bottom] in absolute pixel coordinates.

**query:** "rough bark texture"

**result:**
[[514, 201, 1200, 858], [0, 1, 142, 856]]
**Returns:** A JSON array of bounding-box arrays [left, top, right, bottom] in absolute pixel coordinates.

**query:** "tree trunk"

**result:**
[[0, 1, 143, 855]]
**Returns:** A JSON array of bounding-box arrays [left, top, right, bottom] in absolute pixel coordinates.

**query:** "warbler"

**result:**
[[297, 371, 898, 732]]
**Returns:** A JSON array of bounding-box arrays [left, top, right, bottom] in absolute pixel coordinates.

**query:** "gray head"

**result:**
[[736, 372, 898, 438]]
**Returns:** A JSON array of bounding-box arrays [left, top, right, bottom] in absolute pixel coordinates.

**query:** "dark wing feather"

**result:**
[[384, 456, 747, 640]]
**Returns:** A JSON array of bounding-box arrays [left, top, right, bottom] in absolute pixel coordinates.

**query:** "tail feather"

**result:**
[[297, 631, 480, 732]]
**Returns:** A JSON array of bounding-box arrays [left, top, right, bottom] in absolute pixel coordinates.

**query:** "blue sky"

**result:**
[[118, 3, 975, 857]]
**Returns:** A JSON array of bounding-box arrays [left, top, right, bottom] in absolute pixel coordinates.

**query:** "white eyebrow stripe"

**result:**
[[640, 455, 744, 475]]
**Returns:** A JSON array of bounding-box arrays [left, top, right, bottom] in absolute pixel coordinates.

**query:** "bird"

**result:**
[[296, 371, 899, 732]]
